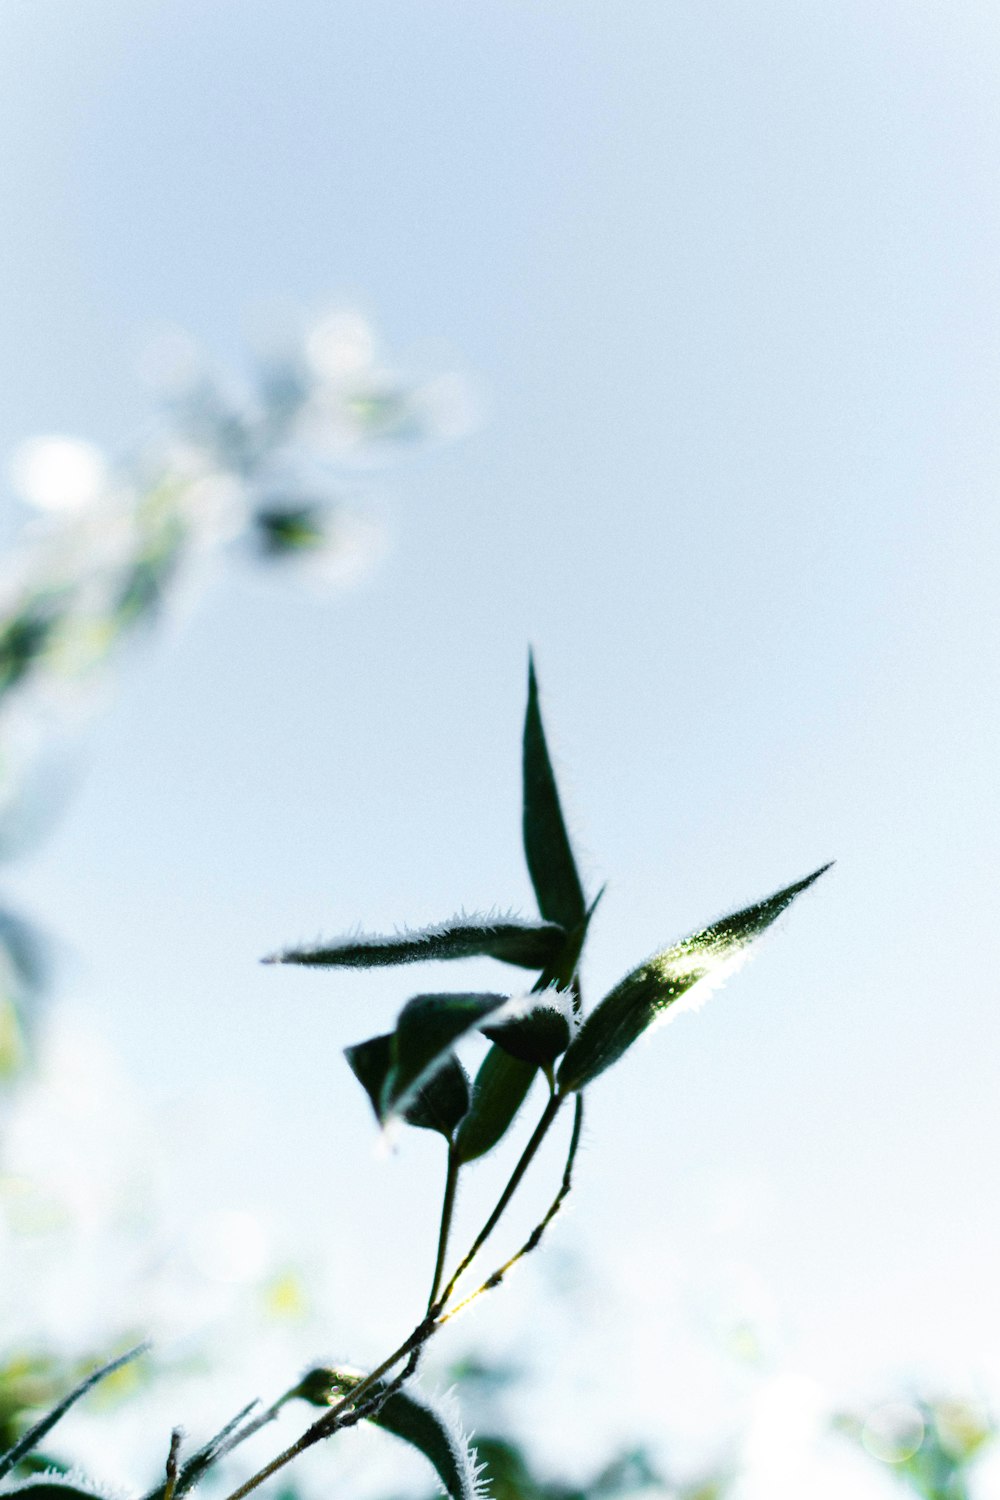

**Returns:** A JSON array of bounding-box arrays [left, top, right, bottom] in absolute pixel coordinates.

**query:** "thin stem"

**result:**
[[221, 1319, 436, 1500], [438, 1090, 562, 1308], [223, 1053, 576, 1500], [212, 1392, 297, 1463], [163, 1429, 182, 1500], [440, 1092, 583, 1325], [427, 1145, 460, 1312]]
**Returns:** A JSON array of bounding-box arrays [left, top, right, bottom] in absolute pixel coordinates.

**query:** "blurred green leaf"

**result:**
[[454, 1044, 537, 1164], [558, 865, 831, 1093], [296, 1369, 483, 1500], [0, 908, 49, 1082], [0, 605, 60, 698], [383, 992, 510, 1123], [522, 657, 586, 932], [265, 916, 567, 972], [0, 1345, 149, 1481], [254, 504, 328, 557]]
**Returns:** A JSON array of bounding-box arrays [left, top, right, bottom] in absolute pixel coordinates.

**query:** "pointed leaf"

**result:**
[[264, 917, 566, 972], [558, 865, 831, 1093], [404, 1056, 472, 1138], [345, 1034, 471, 1139], [344, 1032, 394, 1121], [384, 993, 510, 1123], [295, 1369, 484, 1500], [482, 995, 572, 1069], [0, 1345, 149, 1481], [454, 1045, 536, 1164], [522, 657, 586, 931]]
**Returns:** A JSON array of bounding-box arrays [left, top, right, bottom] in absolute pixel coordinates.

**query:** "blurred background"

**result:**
[[1, 2, 999, 1497]]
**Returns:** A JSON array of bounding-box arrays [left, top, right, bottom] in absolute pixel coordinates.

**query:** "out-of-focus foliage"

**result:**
[[0, 311, 472, 1083], [835, 1395, 997, 1500]]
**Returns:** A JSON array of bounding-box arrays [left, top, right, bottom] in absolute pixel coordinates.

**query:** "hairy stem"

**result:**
[[427, 1146, 461, 1312], [223, 1061, 574, 1500], [438, 1090, 563, 1307], [220, 1319, 436, 1500], [441, 1092, 583, 1324]]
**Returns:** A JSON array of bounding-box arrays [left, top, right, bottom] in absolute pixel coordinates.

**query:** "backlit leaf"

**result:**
[[558, 865, 831, 1093]]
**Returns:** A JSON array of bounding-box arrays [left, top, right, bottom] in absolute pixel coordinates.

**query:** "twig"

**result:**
[[163, 1429, 183, 1500]]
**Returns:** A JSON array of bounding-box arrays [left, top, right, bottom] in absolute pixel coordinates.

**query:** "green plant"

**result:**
[[0, 658, 827, 1500], [835, 1395, 997, 1500], [0, 311, 467, 1081]]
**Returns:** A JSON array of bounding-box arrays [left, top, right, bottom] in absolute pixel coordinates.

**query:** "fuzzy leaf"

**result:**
[[344, 1033, 471, 1139], [2, 1484, 104, 1500], [296, 1369, 484, 1500], [522, 657, 586, 931], [264, 917, 566, 972], [0, 1346, 149, 1481], [558, 865, 831, 1093], [384, 993, 510, 1123], [405, 1057, 472, 1138], [482, 997, 572, 1069], [454, 1045, 536, 1164]]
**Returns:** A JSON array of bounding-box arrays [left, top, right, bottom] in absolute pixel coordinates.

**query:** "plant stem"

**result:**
[[440, 1092, 583, 1325], [427, 1145, 460, 1312], [222, 1090, 568, 1500], [438, 1090, 563, 1308], [220, 1321, 436, 1500]]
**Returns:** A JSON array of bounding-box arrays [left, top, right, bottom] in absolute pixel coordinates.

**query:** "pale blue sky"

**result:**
[[2, 0, 1000, 1469]]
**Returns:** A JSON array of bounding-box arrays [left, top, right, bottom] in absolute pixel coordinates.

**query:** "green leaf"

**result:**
[[344, 1032, 394, 1121], [264, 916, 566, 972], [2, 1483, 108, 1500], [534, 885, 606, 996], [384, 992, 510, 1122], [0, 1346, 149, 1481], [482, 995, 572, 1069], [522, 656, 586, 931], [405, 1057, 472, 1138], [454, 1044, 536, 1164], [295, 1369, 484, 1500], [344, 1033, 472, 1139], [558, 864, 831, 1093]]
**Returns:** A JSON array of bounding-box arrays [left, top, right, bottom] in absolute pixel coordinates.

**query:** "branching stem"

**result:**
[[438, 1090, 563, 1307], [440, 1092, 583, 1325]]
